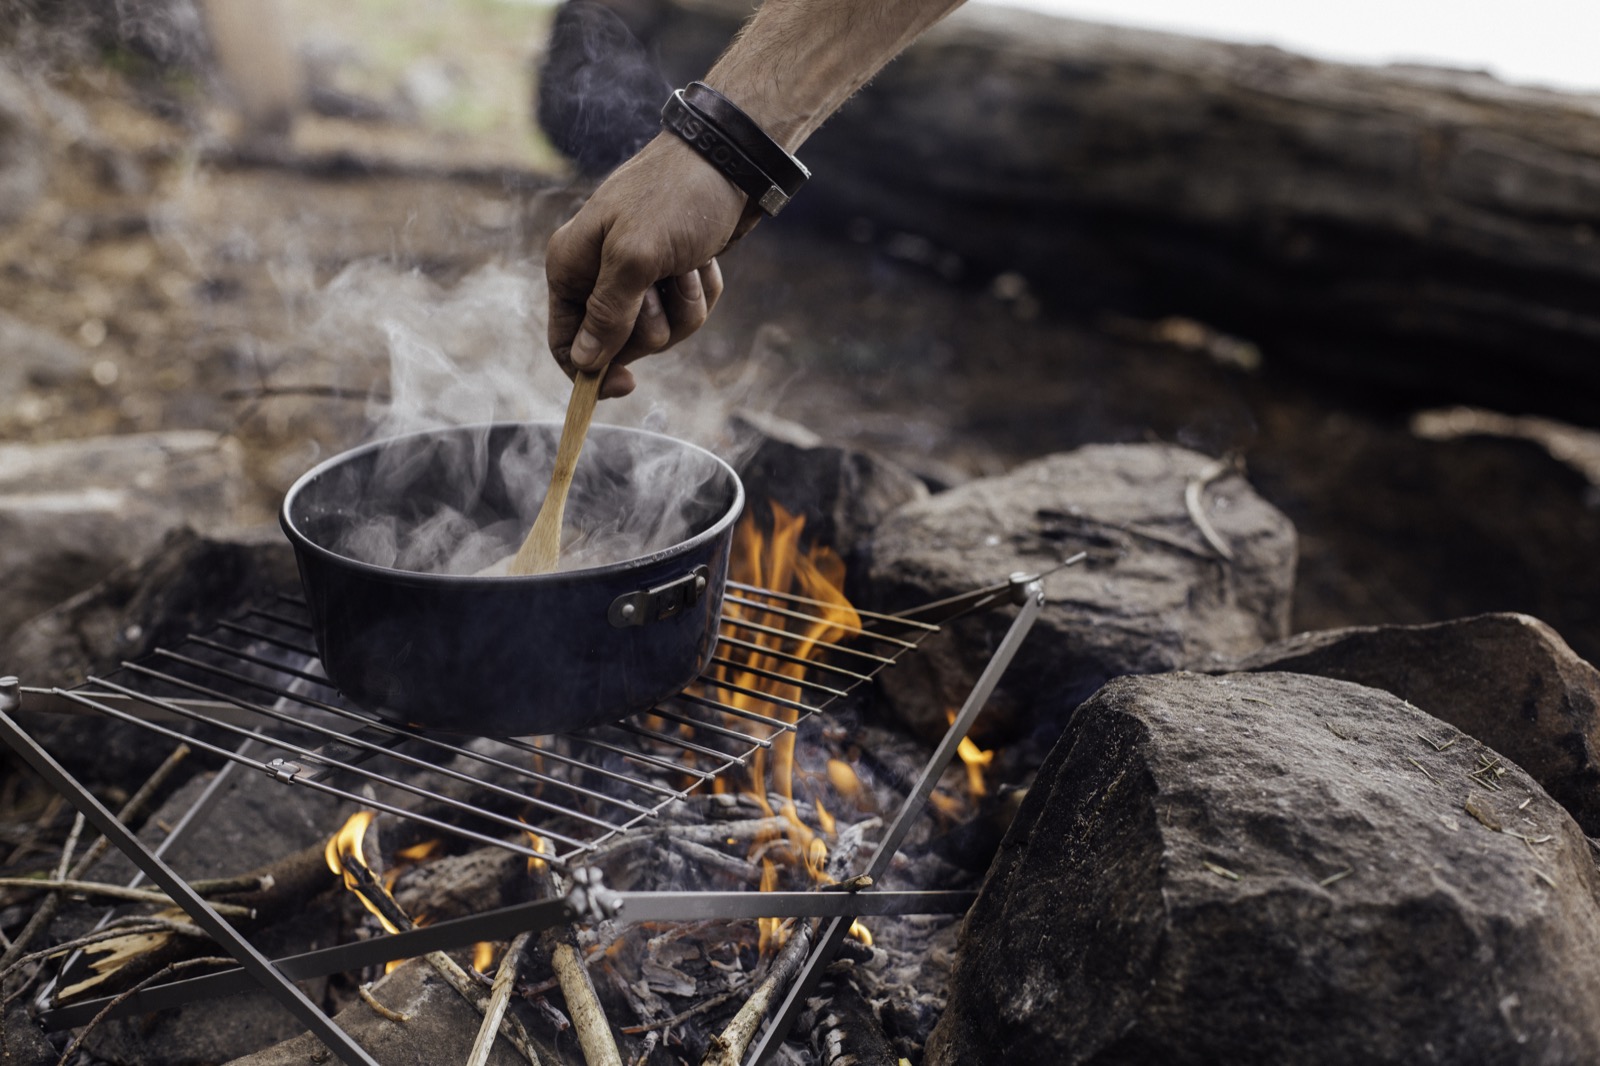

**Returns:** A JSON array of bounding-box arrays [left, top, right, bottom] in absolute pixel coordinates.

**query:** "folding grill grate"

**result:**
[[0, 559, 1073, 1066]]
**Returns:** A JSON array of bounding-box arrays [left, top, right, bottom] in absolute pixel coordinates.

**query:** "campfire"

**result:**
[[0, 493, 1049, 1066]]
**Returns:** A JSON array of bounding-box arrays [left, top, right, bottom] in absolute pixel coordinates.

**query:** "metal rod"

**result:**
[[616, 721, 748, 764], [707, 654, 851, 698], [492, 736, 687, 800], [645, 706, 777, 748], [715, 635, 876, 682], [672, 691, 798, 732], [93, 674, 608, 845], [573, 735, 720, 781], [722, 595, 921, 649], [725, 582, 941, 631], [695, 676, 824, 716], [747, 578, 1047, 1065], [0, 705, 383, 1066], [245, 607, 315, 632], [184, 635, 335, 688], [213, 620, 319, 658], [112, 666, 622, 835], [719, 618, 899, 665], [39, 889, 974, 1029], [134, 654, 651, 828]]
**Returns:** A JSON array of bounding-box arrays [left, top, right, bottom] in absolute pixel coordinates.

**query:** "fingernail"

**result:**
[[642, 288, 664, 319], [678, 270, 702, 301], [571, 329, 602, 368]]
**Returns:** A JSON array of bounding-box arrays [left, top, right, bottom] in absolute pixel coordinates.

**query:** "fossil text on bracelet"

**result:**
[[661, 90, 792, 216]]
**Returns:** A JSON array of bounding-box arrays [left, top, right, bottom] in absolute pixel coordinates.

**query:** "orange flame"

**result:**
[[325, 810, 405, 936], [474, 942, 498, 973], [947, 710, 995, 800], [716, 503, 871, 950]]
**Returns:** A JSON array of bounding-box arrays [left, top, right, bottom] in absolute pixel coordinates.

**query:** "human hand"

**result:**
[[546, 133, 758, 398]]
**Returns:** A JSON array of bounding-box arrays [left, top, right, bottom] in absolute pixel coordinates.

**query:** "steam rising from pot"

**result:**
[[301, 261, 762, 576]]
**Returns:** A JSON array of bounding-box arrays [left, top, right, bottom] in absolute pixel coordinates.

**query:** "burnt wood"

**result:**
[[614, 0, 1600, 421]]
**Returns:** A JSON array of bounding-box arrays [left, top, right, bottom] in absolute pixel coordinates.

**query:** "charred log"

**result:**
[[618, 0, 1600, 423]]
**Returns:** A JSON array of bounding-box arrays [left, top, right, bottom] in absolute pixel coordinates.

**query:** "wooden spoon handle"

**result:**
[[508, 371, 602, 576]]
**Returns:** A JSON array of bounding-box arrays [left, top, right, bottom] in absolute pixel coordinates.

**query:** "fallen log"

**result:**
[[618, 0, 1600, 420]]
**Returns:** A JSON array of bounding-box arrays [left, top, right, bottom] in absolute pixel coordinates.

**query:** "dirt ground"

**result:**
[[3, 4, 1598, 664]]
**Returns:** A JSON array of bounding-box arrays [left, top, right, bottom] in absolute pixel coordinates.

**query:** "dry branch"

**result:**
[[701, 920, 817, 1066], [0, 742, 190, 971], [468, 930, 536, 1066], [551, 940, 622, 1066]]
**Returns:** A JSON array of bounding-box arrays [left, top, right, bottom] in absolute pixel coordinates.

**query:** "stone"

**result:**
[[0, 313, 93, 395], [0, 1004, 56, 1065], [75, 768, 350, 1066], [928, 672, 1600, 1065], [730, 408, 928, 578], [0, 431, 249, 647], [0, 68, 45, 227], [224, 958, 545, 1066], [864, 444, 1296, 741], [1, 525, 298, 794], [1217, 613, 1600, 835]]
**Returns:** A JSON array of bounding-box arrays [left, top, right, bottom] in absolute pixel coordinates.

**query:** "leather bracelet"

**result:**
[[660, 90, 802, 217], [682, 81, 809, 198]]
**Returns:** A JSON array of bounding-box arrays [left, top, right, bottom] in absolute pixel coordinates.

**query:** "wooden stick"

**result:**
[[509, 371, 602, 575], [551, 939, 622, 1066], [0, 743, 190, 971], [467, 930, 535, 1066], [701, 920, 816, 1066], [0, 878, 253, 917]]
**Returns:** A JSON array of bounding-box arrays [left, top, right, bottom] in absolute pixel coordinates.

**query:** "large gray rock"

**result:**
[[929, 672, 1600, 1065], [0, 68, 45, 227], [0, 431, 248, 645], [864, 444, 1296, 740], [0, 313, 92, 396], [1220, 613, 1600, 835]]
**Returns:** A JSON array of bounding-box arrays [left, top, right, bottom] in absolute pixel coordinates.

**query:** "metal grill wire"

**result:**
[[49, 581, 945, 869]]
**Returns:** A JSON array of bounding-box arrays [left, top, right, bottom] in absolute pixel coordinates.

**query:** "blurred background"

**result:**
[[1, 0, 1598, 664]]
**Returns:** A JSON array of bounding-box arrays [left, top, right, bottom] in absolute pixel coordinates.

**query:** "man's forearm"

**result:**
[[701, 0, 966, 151]]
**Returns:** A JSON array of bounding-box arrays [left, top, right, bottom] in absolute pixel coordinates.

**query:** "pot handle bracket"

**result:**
[[608, 565, 711, 628]]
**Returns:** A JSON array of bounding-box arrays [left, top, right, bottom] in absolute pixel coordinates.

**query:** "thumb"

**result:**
[[569, 253, 651, 372]]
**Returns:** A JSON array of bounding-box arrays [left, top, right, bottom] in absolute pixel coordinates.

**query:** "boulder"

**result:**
[[1221, 614, 1600, 835], [929, 671, 1600, 1065], [0, 431, 248, 646], [224, 958, 543, 1066], [730, 409, 928, 579], [864, 444, 1295, 741], [1, 525, 298, 794], [0, 68, 45, 227], [0, 313, 93, 396]]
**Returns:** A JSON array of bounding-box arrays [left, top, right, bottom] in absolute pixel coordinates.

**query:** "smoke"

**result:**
[[292, 258, 766, 577]]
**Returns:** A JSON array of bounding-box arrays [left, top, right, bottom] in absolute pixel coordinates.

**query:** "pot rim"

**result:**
[[279, 420, 745, 586]]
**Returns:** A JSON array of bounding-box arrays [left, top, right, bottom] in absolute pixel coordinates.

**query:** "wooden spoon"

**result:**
[[507, 370, 602, 576]]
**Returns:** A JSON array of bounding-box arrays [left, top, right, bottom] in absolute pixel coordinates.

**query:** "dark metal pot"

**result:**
[[280, 422, 743, 736]]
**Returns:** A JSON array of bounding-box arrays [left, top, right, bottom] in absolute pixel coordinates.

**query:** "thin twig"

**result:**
[[468, 930, 535, 1066], [702, 920, 816, 1066], [52, 956, 233, 1066], [358, 983, 411, 1023], [1184, 456, 1238, 561], [343, 850, 541, 1063], [0, 878, 252, 917], [553, 941, 622, 1066], [0, 743, 190, 971], [620, 986, 744, 1035]]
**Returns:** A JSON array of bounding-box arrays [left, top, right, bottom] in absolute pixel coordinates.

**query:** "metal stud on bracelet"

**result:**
[[660, 88, 807, 217]]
